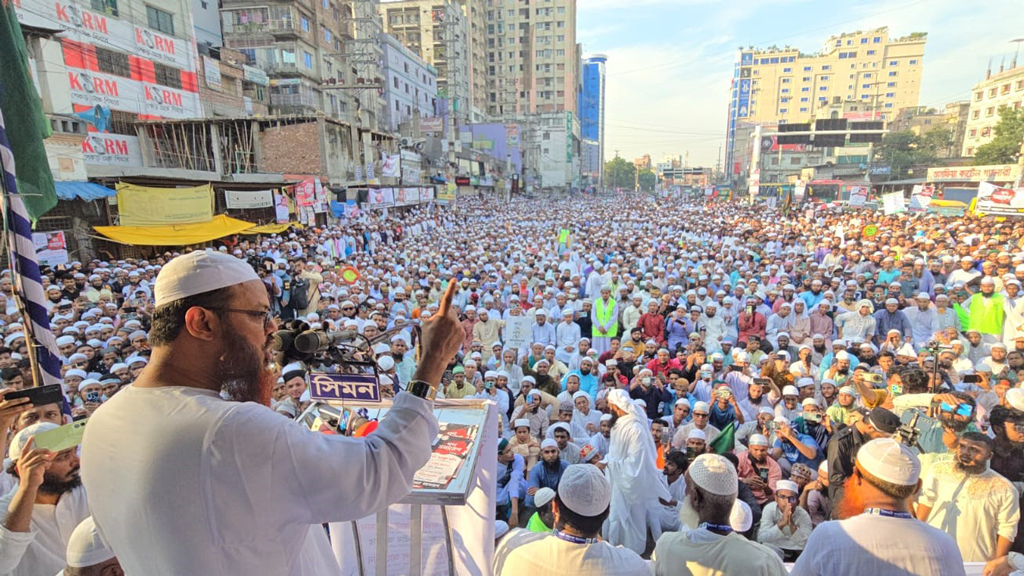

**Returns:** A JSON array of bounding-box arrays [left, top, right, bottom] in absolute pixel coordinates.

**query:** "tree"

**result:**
[[974, 106, 1024, 165], [637, 169, 657, 192], [875, 130, 944, 178], [605, 157, 636, 189]]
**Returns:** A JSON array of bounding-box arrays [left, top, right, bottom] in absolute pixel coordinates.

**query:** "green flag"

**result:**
[[0, 1, 58, 221], [709, 421, 736, 455]]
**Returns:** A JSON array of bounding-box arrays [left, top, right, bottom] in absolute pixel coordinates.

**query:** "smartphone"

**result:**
[[5, 384, 64, 407], [754, 378, 774, 387], [32, 419, 87, 453], [862, 372, 884, 385], [85, 390, 100, 404], [962, 374, 982, 384], [758, 467, 769, 482]]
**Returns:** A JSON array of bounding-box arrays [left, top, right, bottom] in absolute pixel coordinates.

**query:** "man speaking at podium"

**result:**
[[80, 251, 464, 575]]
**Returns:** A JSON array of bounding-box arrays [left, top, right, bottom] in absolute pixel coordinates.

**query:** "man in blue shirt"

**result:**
[[771, 416, 822, 474], [525, 439, 567, 508], [872, 298, 913, 347]]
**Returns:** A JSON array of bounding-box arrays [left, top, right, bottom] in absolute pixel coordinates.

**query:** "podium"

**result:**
[[327, 399, 498, 576]]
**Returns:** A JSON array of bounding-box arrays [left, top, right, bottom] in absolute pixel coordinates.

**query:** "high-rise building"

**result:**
[[961, 64, 1024, 157], [458, 0, 489, 122], [483, 0, 578, 118], [381, 33, 439, 131], [579, 54, 606, 188], [725, 27, 926, 179], [380, 0, 471, 123]]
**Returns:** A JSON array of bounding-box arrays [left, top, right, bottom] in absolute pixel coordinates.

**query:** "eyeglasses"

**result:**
[[207, 307, 273, 330]]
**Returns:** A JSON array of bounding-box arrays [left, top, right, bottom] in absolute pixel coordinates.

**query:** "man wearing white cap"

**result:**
[[756, 479, 811, 560], [603, 389, 670, 554], [964, 276, 1006, 346], [652, 454, 786, 575], [791, 438, 965, 575], [671, 401, 721, 449], [494, 464, 647, 575], [915, 431, 1019, 562], [0, 423, 89, 576], [57, 516, 120, 576], [80, 251, 465, 575], [904, 292, 939, 348]]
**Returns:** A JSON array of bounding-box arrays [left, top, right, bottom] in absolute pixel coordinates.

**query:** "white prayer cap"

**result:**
[[550, 422, 570, 435], [600, 413, 612, 422], [513, 418, 531, 430], [758, 406, 775, 416], [749, 434, 769, 447], [797, 377, 815, 388], [885, 298, 899, 305], [522, 376, 536, 385], [782, 385, 799, 397], [66, 516, 116, 568], [688, 454, 738, 496], [154, 250, 259, 308], [675, 398, 690, 409], [835, 351, 850, 361], [8, 422, 60, 462], [693, 401, 710, 413], [65, 369, 87, 379], [572, 391, 590, 402], [776, 480, 800, 495], [377, 356, 395, 371], [557, 464, 611, 517], [540, 438, 559, 451], [855, 438, 921, 486], [606, 389, 631, 412], [494, 520, 510, 540], [729, 500, 753, 533], [802, 397, 819, 408], [534, 487, 556, 507], [55, 335, 76, 347], [687, 429, 706, 441], [1005, 388, 1024, 412]]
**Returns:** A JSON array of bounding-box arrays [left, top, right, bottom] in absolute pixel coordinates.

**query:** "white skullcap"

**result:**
[[540, 438, 558, 450], [557, 464, 611, 517], [802, 397, 819, 408], [534, 487, 556, 507], [776, 480, 800, 495], [550, 422, 570, 435], [572, 391, 590, 402], [782, 385, 799, 396], [494, 520, 510, 540], [65, 369, 87, 379], [835, 351, 850, 361], [688, 453, 738, 496], [729, 500, 753, 533], [66, 516, 116, 568], [513, 418, 531, 429], [606, 389, 631, 412], [687, 429, 706, 441], [8, 422, 60, 462], [55, 335, 76, 346], [600, 413, 613, 422], [376, 356, 395, 371], [675, 398, 690, 408], [1005, 388, 1024, 412], [693, 401, 710, 413], [856, 438, 921, 486], [154, 250, 260, 307], [749, 434, 769, 447]]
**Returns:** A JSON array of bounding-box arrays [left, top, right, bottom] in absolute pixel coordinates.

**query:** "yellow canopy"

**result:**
[[94, 214, 255, 246], [240, 222, 304, 235]]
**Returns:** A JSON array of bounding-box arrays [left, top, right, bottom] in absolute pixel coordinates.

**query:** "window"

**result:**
[[967, 147, 974, 155], [301, 16, 310, 32], [95, 47, 130, 77], [886, 92, 894, 97], [821, 75, 829, 81], [864, 73, 872, 78], [323, 0, 329, 7], [324, 28, 332, 43], [1002, 83, 1011, 94], [986, 106, 995, 117], [989, 88, 998, 97], [982, 127, 992, 137], [889, 60, 898, 66], [803, 66, 812, 71], [822, 65, 831, 71], [867, 50, 875, 55], [393, 77, 399, 88], [888, 71, 897, 77], [782, 78, 790, 84], [90, 0, 118, 16], [783, 67, 791, 73], [780, 108, 787, 113], [969, 128, 977, 138], [884, 103, 893, 108], [1016, 80, 1024, 90], [887, 81, 896, 87], [860, 38, 868, 44], [153, 62, 181, 89], [800, 97, 809, 102], [802, 76, 810, 82], [799, 107, 808, 112], [770, 57, 779, 64], [801, 87, 809, 92], [972, 110, 980, 119], [146, 6, 174, 34], [873, 36, 881, 43], [303, 51, 313, 69]]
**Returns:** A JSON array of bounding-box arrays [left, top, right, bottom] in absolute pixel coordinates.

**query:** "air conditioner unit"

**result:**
[[400, 137, 413, 147]]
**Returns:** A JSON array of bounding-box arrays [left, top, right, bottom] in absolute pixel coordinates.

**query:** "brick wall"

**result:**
[[259, 122, 323, 174]]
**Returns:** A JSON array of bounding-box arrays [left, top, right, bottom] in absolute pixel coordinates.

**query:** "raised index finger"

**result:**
[[438, 278, 457, 317]]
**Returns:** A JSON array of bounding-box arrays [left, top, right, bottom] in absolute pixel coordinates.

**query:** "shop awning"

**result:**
[[240, 222, 304, 235], [54, 181, 116, 202], [94, 214, 254, 246]]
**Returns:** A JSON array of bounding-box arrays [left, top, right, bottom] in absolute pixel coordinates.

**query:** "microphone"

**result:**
[[293, 330, 359, 354]]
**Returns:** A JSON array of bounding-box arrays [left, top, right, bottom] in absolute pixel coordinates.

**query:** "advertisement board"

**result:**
[[367, 188, 395, 208], [32, 231, 69, 266], [225, 189, 274, 209], [976, 182, 1024, 216], [81, 133, 142, 166]]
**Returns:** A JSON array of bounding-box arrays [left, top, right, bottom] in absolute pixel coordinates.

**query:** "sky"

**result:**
[[577, 0, 1024, 168]]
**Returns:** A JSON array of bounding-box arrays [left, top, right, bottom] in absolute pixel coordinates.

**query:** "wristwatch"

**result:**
[[407, 379, 438, 401]]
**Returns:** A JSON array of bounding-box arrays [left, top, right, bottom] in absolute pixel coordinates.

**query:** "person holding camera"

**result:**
[[826, 407, 901, 516], [736, 434, 782, 505]]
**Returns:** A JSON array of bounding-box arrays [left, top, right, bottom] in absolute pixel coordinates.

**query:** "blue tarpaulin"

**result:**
[[54, 181, 116, 202]]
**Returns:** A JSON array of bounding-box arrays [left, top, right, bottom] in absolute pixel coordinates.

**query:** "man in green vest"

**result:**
[[966, 277, 1005, 346], [592, 285, 618, 356], [525, 487, 555, 533]]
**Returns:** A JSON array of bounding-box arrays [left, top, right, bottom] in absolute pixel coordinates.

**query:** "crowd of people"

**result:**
[[3, 191, 1024, 574]]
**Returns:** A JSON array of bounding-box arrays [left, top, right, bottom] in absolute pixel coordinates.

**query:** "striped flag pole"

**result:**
[[0, 89, 63, 387]]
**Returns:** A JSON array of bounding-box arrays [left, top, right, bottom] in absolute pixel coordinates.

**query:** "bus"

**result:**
[[758, 183, 792, 201]]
